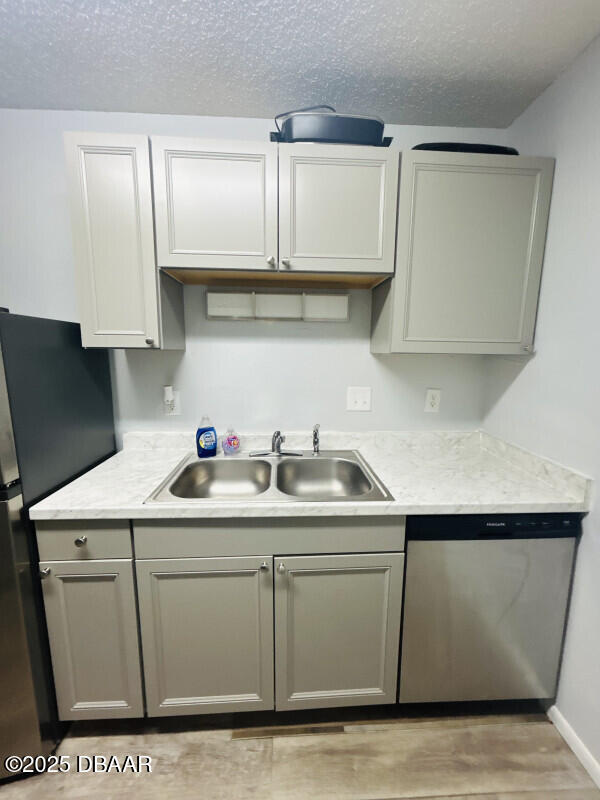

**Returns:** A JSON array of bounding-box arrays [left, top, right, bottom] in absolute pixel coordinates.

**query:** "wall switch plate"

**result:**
[[163, 390, 181, 416], [424, 388, 441, 413], [347, 386, 372, 412]]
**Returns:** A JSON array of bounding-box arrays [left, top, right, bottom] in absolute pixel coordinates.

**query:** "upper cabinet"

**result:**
[[278, 144, 399, 275], [152, 138, 278, 272], [64, 132, 555, 353], [151, 138, 399, 278], [371, 151, 555, 355], [64, 132, 184, 349]]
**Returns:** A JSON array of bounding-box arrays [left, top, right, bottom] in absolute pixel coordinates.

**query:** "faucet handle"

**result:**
[[272, 429, 284, 453]]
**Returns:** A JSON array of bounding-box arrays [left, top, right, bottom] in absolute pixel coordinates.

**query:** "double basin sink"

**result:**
[[147, 450, 392, 504]]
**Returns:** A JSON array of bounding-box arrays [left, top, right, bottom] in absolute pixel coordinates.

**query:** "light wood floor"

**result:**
[[1, 710, 598, 799]]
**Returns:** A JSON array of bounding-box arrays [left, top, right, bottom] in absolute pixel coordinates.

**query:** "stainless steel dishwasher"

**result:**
[[399, 514, 580, 703]]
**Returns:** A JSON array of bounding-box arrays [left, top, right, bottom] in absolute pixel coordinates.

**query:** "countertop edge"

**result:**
[[29, 500, 589, 521]]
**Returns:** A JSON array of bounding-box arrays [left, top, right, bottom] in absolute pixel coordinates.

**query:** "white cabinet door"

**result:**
[[279, 144, 399, 274], [274, 552, 404, 710], [371, 150, 554, 354], [39, 559, 143, 720], [152, 137, 278, 271], [64, 133, 179, 349], [137, 556, 274, 716]]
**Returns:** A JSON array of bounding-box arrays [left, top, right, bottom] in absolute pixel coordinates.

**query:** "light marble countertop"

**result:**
[[29, 430, 592, 521]]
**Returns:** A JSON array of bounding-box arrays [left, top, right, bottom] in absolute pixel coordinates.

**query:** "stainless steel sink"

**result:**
[[146, 450, 392, 504], [168, 459, 271, 499], [276, 457, 373, 498]]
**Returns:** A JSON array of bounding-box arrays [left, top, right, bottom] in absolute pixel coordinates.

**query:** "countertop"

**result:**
[[29, 430, 592, 521]]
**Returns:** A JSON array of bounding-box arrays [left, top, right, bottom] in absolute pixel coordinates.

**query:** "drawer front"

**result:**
[[134, 517, 406, 559], [36, 521, 131, 561]]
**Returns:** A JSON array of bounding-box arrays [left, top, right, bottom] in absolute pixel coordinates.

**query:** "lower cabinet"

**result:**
[[136, 556, 275, 715], [274, 553, 404, 710], [40, 539, 405, 719], [135, 552, 404, 716], [40, 559, 143, 720]]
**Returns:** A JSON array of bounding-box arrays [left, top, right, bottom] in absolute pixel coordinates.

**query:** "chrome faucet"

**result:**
[[249, 429, 302, 457], [272, 430, 285, 454], [312, 423, 320, 455]]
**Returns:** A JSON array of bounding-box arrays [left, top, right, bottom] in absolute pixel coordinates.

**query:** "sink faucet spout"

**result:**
[[272, 430, 284, 454], [313, 424, 320, 455]]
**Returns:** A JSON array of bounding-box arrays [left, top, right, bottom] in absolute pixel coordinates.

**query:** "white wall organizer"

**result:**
[[206, 291, 349, 322], [206, 292, 255, 319], [255, 293, 303, 320]]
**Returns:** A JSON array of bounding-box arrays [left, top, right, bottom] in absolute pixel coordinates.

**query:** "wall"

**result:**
[[483, 36, 600, 766], [112, 286, 487, 436], [0, 108, 507, 437]]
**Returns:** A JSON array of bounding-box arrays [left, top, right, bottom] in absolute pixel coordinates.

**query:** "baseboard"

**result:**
[[548, 704, 600, 788]]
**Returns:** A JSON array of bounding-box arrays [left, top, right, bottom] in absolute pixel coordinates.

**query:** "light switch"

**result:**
[[347, 386, 372, 412], [163, 387, 181, 416]]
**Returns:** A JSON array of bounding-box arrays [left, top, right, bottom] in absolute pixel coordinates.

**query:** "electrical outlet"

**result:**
[[347, 386, 372, 412], [424, 388, 441, 413]]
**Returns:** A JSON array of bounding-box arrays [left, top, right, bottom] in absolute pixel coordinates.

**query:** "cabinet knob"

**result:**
[[277, 562, 286, 574], [281, 259, 291, 269], [266, 256, 276, 268], [74, 535, 88, 547], [145, 338, 154, 346], [260, 561, 269, 571], [39, 567, 51, 579]]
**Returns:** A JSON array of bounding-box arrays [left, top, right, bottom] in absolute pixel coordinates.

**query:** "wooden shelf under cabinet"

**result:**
[[163, 268, 389, 291]]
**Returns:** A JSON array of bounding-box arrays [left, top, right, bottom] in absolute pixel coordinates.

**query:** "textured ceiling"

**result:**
[[2, 0, 600, 127]]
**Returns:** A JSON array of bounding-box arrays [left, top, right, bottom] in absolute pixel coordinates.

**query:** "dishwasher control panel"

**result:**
[[407, 513, 582, 540]]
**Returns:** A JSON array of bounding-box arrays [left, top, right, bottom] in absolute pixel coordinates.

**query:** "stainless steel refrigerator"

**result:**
[[0, 311, 115, 779]]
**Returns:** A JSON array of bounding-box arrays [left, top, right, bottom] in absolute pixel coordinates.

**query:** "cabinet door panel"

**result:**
[[374, 151, 554, 355], [275, 553, 403, 710], [137, 556, 274, 716], [64, 133, 161, 348], [279, 144, 398, 274], [152, 138, 278, 271], [40, 559, 143, 720]]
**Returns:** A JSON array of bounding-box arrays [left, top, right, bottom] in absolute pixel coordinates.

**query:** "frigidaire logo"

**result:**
[[485, 522, 506, 527]]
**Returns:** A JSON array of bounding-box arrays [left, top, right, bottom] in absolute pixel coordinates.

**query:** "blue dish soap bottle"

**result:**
[[196, 415, 217, 458]]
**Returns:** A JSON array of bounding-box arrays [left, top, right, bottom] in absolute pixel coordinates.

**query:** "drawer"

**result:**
[[36, 521, 132, 561]]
